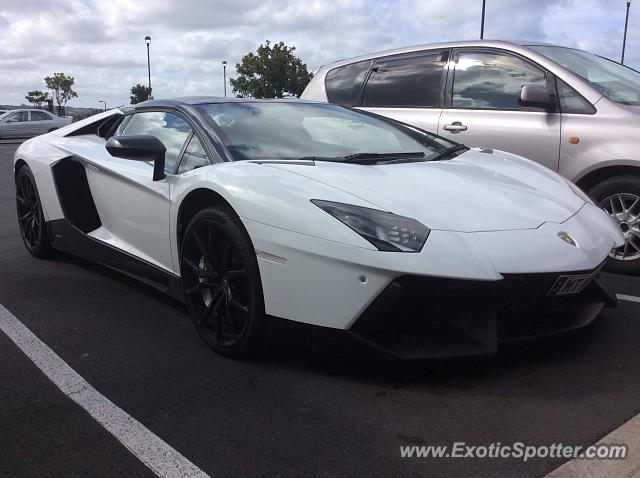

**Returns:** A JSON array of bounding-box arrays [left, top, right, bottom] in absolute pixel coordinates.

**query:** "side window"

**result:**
[[325, 60, 372, 106], [361, 51, 447, 107], [30, 111, 50, 121], [556, 79, 596, 114], [7, 111, 29, 122], [452, 51, 547, 110], [177, 135, 210, 174], [121, 111, 191, 173]]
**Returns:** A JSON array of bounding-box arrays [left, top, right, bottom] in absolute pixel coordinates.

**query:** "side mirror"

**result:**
[[106, 135, 166, 181], [519, 83, 554, 110]]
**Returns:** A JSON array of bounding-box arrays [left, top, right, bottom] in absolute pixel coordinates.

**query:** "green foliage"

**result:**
[[130, 84, 151, 104], [25, 90, 49, 108], [230, 41, 312, 98], [44, 73, 78, 109]]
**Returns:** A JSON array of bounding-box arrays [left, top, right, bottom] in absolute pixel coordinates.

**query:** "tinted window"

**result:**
[[30, 111, 51, 121], [325, 60, 372, 106], [556, 79, 596, 114], [362, 51, 446, 107], [121, 112, 191, 173], [452, 51, 547, 110], [177, 135, 210, 174]]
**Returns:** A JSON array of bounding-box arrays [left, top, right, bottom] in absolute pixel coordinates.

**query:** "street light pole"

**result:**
[[99, 100, 106, 111], [145, 36, 152, 100], [480, 0, 486, 39], [222, 61, 227, 97], [622, 0, 631, 64]]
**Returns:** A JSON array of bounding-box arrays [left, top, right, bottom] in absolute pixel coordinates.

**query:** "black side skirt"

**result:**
[[47, 219, 184, 303]]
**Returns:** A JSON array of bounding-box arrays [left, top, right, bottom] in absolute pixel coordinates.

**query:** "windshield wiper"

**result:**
[[428, 144, 468, 162], [339, 152, 426, 164]]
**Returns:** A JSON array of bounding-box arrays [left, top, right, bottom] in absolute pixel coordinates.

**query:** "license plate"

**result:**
[[548, 274, 594, 296]]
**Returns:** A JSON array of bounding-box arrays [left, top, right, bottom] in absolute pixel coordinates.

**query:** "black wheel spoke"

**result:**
[[220, 237, 233, 271], [192, 230, 209, 258], [199, 287, 225, 327], [226, 269, 246, 278], [184, 258, 214, 278], [229, 296, 249, 313], [16, 195, 28, 207]]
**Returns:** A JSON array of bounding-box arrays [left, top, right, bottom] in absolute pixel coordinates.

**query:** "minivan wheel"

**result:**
[[588, 175, 640, 275], [180, 207, 265, 358]]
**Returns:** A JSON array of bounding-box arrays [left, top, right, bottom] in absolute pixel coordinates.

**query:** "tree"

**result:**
[[230, 41, 312, 98], [130, 84, 151, 104], [25, 90, 49, 108], [44, 73, 77, 115]]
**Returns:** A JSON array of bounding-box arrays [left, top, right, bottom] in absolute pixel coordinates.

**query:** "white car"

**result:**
[[13, 98, 624, 359]]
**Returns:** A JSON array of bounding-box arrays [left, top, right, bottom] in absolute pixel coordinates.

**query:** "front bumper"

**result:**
[[347, 267, 615, 360], [267, 267, 615, 360]]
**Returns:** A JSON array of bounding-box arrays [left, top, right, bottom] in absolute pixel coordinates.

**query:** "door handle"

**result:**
[[443, 121, 467, 133]]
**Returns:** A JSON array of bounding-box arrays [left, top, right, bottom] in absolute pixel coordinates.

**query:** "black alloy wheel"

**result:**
[[16, 166, 52, 258], [180, 207, 265, 358]]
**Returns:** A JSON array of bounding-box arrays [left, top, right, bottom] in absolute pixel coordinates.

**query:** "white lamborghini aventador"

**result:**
[[14, 98, 624, 359]]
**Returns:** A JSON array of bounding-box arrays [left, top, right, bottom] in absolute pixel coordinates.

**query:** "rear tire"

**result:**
[[588, 175, 640, 275], [180, 207, 265, 358], [16, 166, 52, 258]]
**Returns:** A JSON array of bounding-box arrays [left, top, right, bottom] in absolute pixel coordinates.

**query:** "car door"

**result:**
[[82, 110, 192, 273], [357, 49, 448, 133], [1, 111, 29, 138], [438, 49, 561, 171], [29, 110, 54, 136]]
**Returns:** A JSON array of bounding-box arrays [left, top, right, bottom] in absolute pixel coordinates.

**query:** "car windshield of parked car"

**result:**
[[532, 46, 640, 105], [196, 102, 456, 161]]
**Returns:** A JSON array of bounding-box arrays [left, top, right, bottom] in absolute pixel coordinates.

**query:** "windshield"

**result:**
[[531, 46, 640, 105], [195, 102, 457, 161]]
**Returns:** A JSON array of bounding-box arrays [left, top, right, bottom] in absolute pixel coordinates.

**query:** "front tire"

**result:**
[[16, 166, 52, 258], [588, 175, 640, 275], [180, 207, 265, 358]]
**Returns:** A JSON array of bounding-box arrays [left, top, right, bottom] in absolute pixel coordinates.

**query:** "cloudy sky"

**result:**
[[1, 0, 638, 108]]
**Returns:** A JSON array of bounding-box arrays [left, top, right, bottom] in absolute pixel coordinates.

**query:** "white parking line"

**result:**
[[616, 294, 640, 303], [0, 303, 210, 478]]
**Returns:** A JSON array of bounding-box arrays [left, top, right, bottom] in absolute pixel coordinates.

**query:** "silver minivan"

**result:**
[[301, 40, 640, 274]]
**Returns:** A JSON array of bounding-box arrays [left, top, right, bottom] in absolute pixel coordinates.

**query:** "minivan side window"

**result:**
[[361, 51, 447, 108], [325, 60, 373, 107], [451, 51, 547, 110], [121, 111, 192, 173]]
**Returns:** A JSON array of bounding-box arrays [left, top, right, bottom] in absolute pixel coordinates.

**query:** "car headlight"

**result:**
[[311, 200, 430, 252], [563, 177, 597, 207]]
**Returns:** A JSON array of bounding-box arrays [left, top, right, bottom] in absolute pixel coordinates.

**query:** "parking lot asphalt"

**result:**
[[1, 142, 640, 478]]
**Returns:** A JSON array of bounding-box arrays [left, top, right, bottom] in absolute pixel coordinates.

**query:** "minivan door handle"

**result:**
[[443, 121, 468, 133]]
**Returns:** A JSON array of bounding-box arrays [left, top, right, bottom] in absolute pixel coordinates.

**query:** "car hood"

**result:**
[[268, 149, 584, 232]]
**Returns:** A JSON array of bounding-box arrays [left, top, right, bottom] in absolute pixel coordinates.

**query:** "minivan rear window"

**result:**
[[325, 60, 373, 107]]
